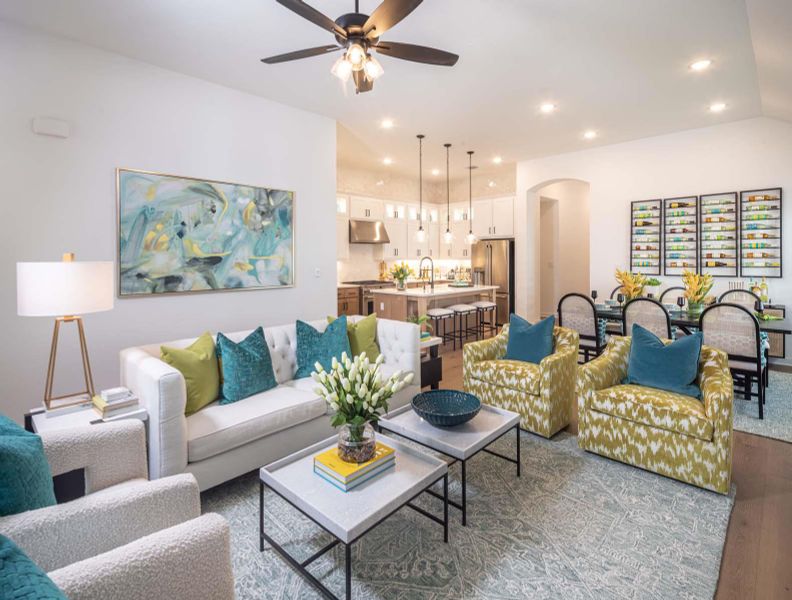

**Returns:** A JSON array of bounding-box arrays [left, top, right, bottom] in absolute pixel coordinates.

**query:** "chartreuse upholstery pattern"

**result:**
[[463, 324, 579, 438], [577, 336, 734, 494]]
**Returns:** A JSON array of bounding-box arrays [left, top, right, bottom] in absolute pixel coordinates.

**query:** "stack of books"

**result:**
[[92, 387, 139, 418], [313, 443, 395, 492]]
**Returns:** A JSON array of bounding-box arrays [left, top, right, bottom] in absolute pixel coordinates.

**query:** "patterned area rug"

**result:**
[[732, 370, 792, 443], [202, 432, 735, 599]]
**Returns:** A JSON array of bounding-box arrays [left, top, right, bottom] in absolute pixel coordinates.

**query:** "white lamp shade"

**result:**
[[17, 261, 114, 317]]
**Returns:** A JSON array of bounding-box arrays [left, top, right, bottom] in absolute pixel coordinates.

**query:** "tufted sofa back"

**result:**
[[135, 319, 330, 384]]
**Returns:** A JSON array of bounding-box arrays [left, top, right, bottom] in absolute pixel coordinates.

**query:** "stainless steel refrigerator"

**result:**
[[471, 239, 514, 325]]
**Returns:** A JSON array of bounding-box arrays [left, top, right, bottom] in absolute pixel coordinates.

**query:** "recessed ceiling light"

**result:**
[[375, 179, 385, 186], [488, 180, 497, 188], [709, 102, 727, 113], [380, 118, 394, 129], [540, 103, 556, 113], [431, 168, 440, 176], [583, 130, 597, 140], [689, 59, 712, 72], [492, 156, 502, 165], [382, 157, 393, 165]]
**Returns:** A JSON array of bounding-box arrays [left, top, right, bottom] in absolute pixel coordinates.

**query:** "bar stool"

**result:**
[[427, 307, 455, 348], [470, 300, 497, 337], [448, 304, 479, 349]]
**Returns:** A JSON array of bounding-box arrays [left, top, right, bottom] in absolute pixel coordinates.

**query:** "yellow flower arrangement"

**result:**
[[389, 262, 415, 284], [681, 270, 713, 304], [614, 269, 648, 300]]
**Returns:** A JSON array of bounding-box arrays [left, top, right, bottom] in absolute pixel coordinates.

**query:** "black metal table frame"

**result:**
[[259, 472, 448, 600], [377, 423, 521, 526]]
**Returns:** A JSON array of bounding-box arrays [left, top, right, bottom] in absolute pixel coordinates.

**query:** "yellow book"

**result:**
[[314, 443, 395, 482]]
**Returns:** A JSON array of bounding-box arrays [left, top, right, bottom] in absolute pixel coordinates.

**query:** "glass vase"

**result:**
[[396, 279, 406, 291], [337, 422, 376, 463], [687, 301, 704, 316]]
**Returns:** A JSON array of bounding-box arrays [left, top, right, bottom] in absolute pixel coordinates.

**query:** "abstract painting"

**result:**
[[117, 169, 294, 296]]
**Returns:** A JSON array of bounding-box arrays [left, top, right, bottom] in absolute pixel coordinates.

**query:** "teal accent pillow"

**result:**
[[0, 415, 56, 517], [626, 324, 703, 398], [295, 317, 352, 379], [0, 534, 67, 599], [504, 314, 555, 364], [216, 327, 277, 404]]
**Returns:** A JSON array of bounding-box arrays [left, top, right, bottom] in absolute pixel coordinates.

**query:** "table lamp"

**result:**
[[17, 253, 114, 410]]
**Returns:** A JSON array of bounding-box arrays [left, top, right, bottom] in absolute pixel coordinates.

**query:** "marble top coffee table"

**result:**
[[378, 402, 521, 526], [259, 433, 448, 600]]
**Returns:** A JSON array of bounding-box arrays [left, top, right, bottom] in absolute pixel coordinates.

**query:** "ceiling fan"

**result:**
[[261, 0, 459, 94]]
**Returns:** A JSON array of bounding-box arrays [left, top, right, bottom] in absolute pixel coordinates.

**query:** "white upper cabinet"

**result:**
[[472, 196, 515, 237], [451, 221, 471, 259], [382, 219, 408, 260], [384, 202, 406, 220], [349, 196, 384, 220], [336, 195, 349, 215], [428, 222, 440, 259], [336, 217, 349, 260]]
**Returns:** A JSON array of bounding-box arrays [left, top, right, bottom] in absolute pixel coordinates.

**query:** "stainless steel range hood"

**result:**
[[349, 219, 391, 244]]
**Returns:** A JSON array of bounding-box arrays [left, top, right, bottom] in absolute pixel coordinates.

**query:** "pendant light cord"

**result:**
[[468, 150, 474, 229], [417, 134, 424, 230], [445, 143, 451, 231]]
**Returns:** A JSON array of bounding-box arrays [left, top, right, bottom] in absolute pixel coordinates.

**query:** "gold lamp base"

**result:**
[[44, 315, 96, 411]]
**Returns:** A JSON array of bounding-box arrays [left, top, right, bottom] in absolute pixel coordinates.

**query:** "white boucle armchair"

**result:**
[[0, 420, 234, 600]]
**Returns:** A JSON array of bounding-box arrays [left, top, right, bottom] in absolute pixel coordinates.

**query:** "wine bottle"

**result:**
[[634, 220, 654, 227], [705, 261, 728, 267], [669, 201, 690, 208], [760, 276, 769, 303]]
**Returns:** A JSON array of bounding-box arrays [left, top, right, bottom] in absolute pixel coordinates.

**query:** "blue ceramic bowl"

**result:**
[[411, 390, 481, 427]]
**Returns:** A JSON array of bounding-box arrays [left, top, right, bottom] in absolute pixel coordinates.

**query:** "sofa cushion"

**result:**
[[160, 332, 219, 416], [295, 317, 352, 379], [626, 324, 703, 399], [504, 314, 555, 364], [0, 534, 67, 599], [591, 384, 713, 441], [186, 387, 326, 462], [467, 359, 542, 395], [216, 328, 277, 403], [0, 415, 56, 517]]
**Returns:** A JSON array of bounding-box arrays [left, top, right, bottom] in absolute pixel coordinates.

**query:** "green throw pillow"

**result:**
[[216, 327, 277, 403], [295, 317, 352, 379], [0, 534, 67, 599], [161, 332, 220, 416], [0, 415, 56, 517], [328, 313, 380, 362]]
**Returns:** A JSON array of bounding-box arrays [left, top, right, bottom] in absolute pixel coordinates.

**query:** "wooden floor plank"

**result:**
[[431, 338, 792, 600]]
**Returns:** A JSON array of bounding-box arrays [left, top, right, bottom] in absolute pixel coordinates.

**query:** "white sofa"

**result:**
[[120, 316, 421, 490]]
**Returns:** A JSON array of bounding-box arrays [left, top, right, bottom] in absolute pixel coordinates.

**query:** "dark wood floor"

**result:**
[[434, 341, 792, 600]]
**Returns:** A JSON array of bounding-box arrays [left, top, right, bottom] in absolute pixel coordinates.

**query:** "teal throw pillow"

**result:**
[[0, 534, 67, 599], [504, 314, 555, 364], [0, 415, 56, 517], [626, 324, 703, 398], [295, 317, 352, 379], [216, 327, 277, 404]]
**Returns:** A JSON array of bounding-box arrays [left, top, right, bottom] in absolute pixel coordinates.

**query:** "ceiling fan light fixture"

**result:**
[[331, 56, 353, 81], [364, 55, 385, 80], [346, 43, 367, 68]]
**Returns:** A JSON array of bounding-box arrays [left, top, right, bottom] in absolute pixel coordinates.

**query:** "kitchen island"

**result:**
[[373, 285, 499, 322]]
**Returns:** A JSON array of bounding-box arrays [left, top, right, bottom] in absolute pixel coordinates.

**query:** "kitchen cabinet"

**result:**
[[428, 222, 440, 259], [337, 287, 360, 316], [349, 196, 384, 220], [407, 224, 428, 259], [336, 195, 349, 215], [336, 217, 349, 260], [382, 219, 408, 259], [451, 221, 472, 259], [385, 203, 407, 220], [472, 196, 515, 237]]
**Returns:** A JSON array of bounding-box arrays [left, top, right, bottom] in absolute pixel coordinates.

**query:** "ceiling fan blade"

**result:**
[[363, 0, 423, 39], [374, 41, 459, 66], [276, 0, 347, 39], [261, 45, 341, 64]]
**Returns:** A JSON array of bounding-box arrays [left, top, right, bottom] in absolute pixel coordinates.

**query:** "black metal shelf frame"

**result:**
[[739, 188, 783, 279], [663, 195, 698, 276], [699, 192, 738, 277], [630, 199, 662, 275]]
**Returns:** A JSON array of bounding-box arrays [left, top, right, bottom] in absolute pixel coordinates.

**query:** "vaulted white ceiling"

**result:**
[[1, 0, 788, 178]]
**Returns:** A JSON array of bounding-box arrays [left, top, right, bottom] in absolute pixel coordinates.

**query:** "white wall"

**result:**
[[539, 198, 559, 315], [515, 117, 792, 332], [0, 23, 337, 421]]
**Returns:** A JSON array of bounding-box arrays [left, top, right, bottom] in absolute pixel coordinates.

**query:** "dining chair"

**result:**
[[700, 303, 767, 419], [623, 297, 672, 339], [718, 289, 770, 389], [659, 286, 686, 304], [609, 286, 623, 299], [557, 293, 606, 363]]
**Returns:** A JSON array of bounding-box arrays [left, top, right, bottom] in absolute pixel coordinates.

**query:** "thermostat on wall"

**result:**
[[32, 117, 71, 139]]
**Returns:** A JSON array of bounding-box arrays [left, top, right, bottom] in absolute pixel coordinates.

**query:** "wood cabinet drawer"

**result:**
[[764, 307, 786, 358]]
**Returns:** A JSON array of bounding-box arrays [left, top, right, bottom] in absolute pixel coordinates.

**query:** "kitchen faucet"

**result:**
[[419, 256, 434, 292]]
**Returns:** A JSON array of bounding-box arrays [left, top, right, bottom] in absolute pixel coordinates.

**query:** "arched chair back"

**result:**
[[659, 286, 686, 304], [558, 293, 605, 362], [718, 289, 763, 313], [700, 303, 766, 418], [623, 297, 672, 339], [610, 286, 623, 299]]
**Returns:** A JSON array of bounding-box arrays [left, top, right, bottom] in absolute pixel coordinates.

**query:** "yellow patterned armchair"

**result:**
[[463, 325, 579, 438], [577, 336, 734, 494]]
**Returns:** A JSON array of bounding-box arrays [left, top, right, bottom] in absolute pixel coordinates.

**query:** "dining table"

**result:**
[[595, 305, 792, 336]]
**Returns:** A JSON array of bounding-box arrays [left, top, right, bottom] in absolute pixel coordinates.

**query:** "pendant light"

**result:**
[[466, 150, 477, 244], [415, 134, 426, 243], [443, 143, 453, 244]]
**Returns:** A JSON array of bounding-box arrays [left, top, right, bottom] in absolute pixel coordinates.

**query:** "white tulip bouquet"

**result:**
[[312, 352, 414, 445]]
